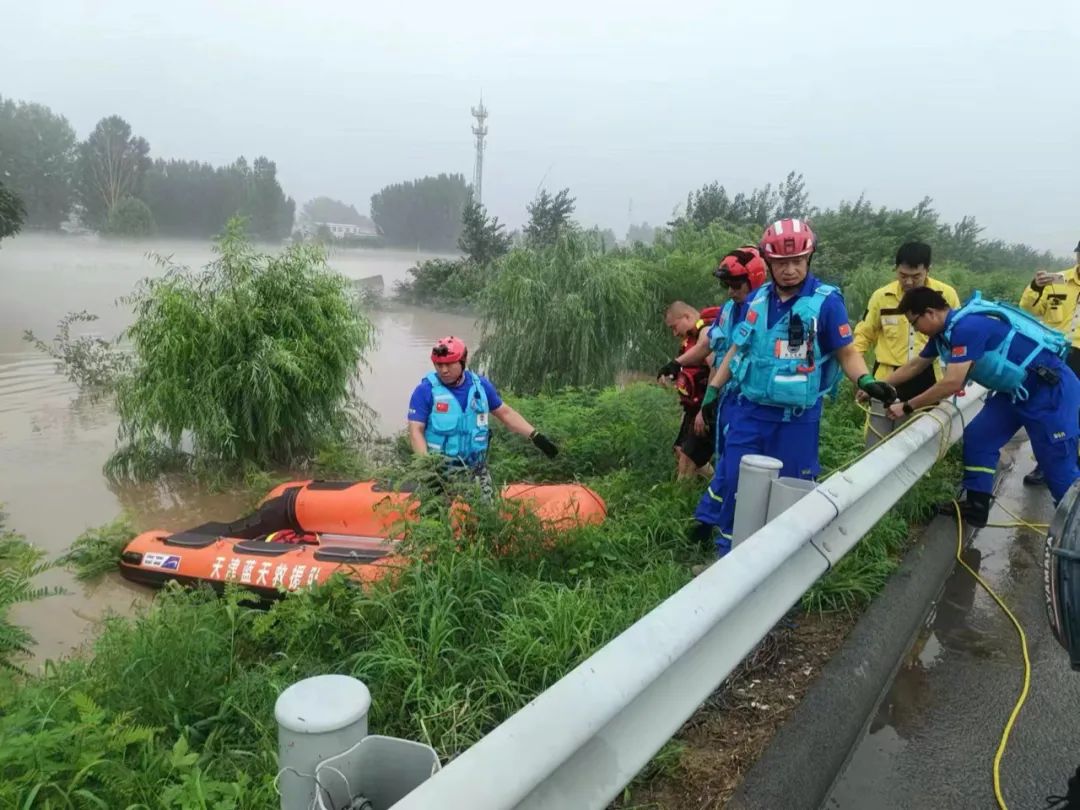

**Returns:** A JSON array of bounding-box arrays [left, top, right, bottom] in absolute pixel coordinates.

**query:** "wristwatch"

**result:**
[[902, 402, 914, 415]]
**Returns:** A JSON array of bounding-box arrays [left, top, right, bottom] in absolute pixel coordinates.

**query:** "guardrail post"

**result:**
[[276, 674, 371, 810], [766, 477, 818, 521], [733, 454, 784, 545], [865, 400, 896, 450]]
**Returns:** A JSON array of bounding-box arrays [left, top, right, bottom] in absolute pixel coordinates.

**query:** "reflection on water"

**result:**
[[0, 233, 478, 663]]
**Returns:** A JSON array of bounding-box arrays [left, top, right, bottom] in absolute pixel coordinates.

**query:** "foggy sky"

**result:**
[[4, 0, 1079, 254]]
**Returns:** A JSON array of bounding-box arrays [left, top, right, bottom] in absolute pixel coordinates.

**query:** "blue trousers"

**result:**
[[963, 372, 1080, 504], [694, 400, 821, 555]]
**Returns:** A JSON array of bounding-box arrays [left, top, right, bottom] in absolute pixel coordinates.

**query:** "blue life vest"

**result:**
[[729, 282, 843, 416], [709, 300, 737, 364], [937, 291, 1069, 401], [422, 371, 490, 466]]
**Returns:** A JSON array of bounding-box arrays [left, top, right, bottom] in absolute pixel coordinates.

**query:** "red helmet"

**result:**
[[714, 246, 767, 290], [431, 336, 468, 364], [759, 218, 816, 260]]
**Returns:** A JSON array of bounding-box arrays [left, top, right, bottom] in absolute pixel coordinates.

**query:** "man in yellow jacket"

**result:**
[[1017, 239, 1080, 486], [854, 242, 961, 447]]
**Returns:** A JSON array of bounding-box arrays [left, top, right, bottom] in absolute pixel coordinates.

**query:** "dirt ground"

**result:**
[[614, 611, 855, 810]]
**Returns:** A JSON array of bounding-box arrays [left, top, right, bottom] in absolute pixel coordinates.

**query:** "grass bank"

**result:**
[[0, 382, 959, 807]]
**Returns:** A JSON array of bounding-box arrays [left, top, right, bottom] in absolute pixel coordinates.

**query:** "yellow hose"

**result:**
[[844, 398, 1034, 808], [949, 499, 1032, 810]]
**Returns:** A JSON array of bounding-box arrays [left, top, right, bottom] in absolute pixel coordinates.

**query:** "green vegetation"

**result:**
[[105, 195, 157, 237], [106, 219, 376, 482], [5, 157, 1053, 804], [370, 173, 471, 250], [0, 514, 62, 672], [143, 155, 296, 241], [23, 310, 129, 392], [0, 96, 76, 230], [523, 187, 577, 248], [76, 115, 152, 231], [459, 198, 512, 266], [0, 380, 960, 805], [0, 95, 296, 239], [59, 516, 138, 581], [0, 179, 26, 243], [476, 230, 655, 393]]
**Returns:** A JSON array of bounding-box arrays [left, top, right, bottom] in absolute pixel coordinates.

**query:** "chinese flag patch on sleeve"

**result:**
[[746, 309, 758, 325], [838, 323, 852, 338], [951, 346, 966, 357], [435, 401, 450, 413]]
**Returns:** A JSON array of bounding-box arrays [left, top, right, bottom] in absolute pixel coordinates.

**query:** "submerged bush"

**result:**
[[23, 310, 129, 392], [106, 218, 376, 481]]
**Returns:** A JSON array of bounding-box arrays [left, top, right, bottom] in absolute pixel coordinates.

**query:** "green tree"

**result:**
[[105, 196, 156, 237], [77, 116, 151, 230], [523, 188, 576, 248], [478, 232, 650, 393], [242, 157, 295, 241], [0, 96, 78, 229], [775, 171, 810, 219], [0, 180, 26, 243], [141, 156, 294, 241], [370, 173, 470, 250], [107, 218, 376, 480], [458, 199, 511, 265]]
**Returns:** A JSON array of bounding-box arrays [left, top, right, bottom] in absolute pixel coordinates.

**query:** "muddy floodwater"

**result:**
[[0, 233, 479, 664]]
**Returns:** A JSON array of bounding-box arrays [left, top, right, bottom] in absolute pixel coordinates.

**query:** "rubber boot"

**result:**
[[955, 490, 993, 528], [688, 520, 715, 552], [1023, 465, 1047, 487]]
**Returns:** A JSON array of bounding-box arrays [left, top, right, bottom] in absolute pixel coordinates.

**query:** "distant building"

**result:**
[[304, 217, 378, 239]]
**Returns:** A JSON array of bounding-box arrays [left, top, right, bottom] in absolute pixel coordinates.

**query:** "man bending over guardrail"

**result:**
[[883, 286, 1080, 526]]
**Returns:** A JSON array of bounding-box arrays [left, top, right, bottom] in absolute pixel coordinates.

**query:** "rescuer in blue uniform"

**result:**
[[679, 247, 767, 549], [883, 286, 1080, 526], [407, 336, 558, 497], [689, 219, 897, 554]]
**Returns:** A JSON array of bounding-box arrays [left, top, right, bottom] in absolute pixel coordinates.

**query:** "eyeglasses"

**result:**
[[906, 312, 926, 326]]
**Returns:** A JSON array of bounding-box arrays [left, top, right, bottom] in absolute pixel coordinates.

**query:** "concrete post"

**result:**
[[733, 454, 784, 545], [276, 674, 371, 810], [766, 477, 818, 522]]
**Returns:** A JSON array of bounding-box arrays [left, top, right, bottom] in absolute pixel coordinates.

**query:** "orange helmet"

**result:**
[[431, 336, 467, 364], [714, 246, 767, 290]]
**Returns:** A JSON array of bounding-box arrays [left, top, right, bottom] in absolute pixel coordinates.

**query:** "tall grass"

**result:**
[[106, 217, 377, 482], [0, 384, 959, 804]]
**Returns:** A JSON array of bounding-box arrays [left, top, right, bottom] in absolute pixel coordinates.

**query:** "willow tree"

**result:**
[[107, 218, 376, 480], [477, 231, 652, 394]]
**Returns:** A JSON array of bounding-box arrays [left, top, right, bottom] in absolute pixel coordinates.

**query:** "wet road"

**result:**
[[827, 443, 1080, 809]]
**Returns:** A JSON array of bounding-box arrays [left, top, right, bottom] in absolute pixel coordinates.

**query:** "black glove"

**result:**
[[857, 374, 897, 405], [530, 431, 559, 458], [657, 359, 681, 380]]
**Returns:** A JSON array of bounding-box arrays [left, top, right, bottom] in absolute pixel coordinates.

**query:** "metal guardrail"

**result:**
[[389, 387, 987, 810]]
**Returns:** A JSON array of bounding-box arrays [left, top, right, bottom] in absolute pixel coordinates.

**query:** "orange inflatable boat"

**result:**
[[119, 479, 606, 598]]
